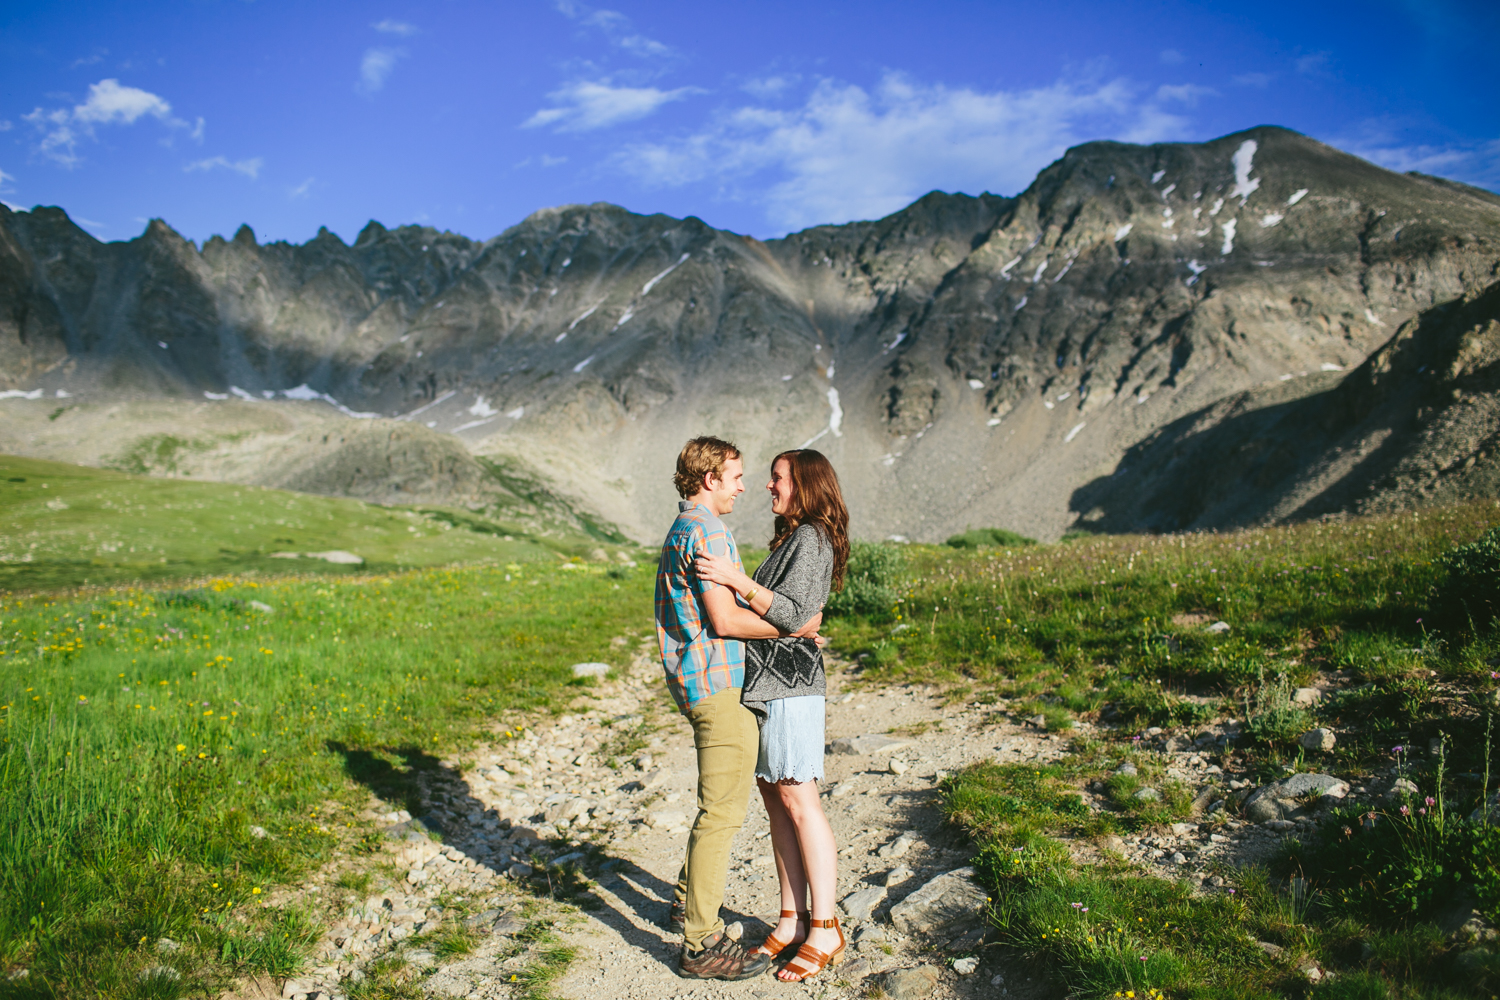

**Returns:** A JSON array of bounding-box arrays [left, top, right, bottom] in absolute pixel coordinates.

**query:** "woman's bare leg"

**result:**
[[756, 777, 807, 954], [774, 779, 840, 980]]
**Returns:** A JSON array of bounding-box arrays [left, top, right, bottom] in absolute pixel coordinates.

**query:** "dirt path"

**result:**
[[263, 643, 1276, 1000]]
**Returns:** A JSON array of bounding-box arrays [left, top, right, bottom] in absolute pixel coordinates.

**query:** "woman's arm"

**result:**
[[694, 551, 775, 616]]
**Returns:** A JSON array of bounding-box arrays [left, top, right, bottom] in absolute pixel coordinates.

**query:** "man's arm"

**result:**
[[703, 587, 821, 640]]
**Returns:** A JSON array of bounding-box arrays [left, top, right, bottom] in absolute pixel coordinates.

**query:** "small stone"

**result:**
[[1207, 621, 1230, 633], [249, 600, 274, 614], [1113, 762, 1138, 776], [724, 920, 743, 940], [646, 809, 688, 830], [1385, 777, 1420, 802], [405, 869, 429, 885], [830, 734, 909, 755], [1299, 728, 1336, 751], [991, 972, 1006, 986], [155, 938, 180, 953], [877, 831, 919, 859], [1023, 714, 1047, 729], [1132, 787, 1161, 802], [888, 759, 909, 775], [281, 982, 308, 1000], [1300, 963, 1323, 982], [1257, 941, 1284, 957], [885, 865, 914, 887], [508, 862, 534, 878], [953, 956, 980, 975], [249, 825, 268, 838], [1291, 687, 1322, 706], [882, 965, 941, 1000], [570, 662, 610, 677], [842, 886, 887, 920], [1170, 852, 1187, 864]]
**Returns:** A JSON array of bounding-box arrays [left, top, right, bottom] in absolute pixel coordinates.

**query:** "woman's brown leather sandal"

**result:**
[[778, 917, 845, 981], [754, 909, 809, 958]]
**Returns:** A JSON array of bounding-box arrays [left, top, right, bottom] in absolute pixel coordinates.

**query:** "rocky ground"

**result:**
[[239, 640, 1495, 1000]]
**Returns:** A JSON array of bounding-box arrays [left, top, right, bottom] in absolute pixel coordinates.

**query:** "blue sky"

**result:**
[[1, 0, 1496, 246]]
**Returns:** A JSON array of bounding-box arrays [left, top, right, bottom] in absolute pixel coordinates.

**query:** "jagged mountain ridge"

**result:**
[[3, 125, 1499, 542]]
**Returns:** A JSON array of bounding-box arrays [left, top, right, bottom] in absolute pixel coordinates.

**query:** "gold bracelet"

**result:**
[[744, 587, 758, 603]]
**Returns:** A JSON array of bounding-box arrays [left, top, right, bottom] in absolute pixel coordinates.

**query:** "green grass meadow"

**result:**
[[827, 504, 1500, 999], [0, 455, 613, 592], [5, 449, 1500, 999], [0, 506, 657, 995]]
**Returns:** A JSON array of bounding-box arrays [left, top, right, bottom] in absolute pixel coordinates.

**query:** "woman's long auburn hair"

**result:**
[[768, 449, 849, 591]]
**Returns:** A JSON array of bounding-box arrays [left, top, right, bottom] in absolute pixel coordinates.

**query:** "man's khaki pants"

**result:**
[[674, 685, 759, 951]]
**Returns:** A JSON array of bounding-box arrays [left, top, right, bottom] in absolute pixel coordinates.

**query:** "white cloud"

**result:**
[[186, 155, 263, 179], [358, 47, 406, 94], [372, 19, 418, 35], [523, 79, 700, 132], [75, 216, 106, 230], [22, 79, 187, 167], [742, 74, 799, 99], [1232, 72, 1273, 87], [1160, 49, 1185, 64], [553, 0, 674, 60], [289, 176, 315, 199], [1295, 52, 1330, 74], [614, 70, 1199, 232], [0, 167, 15, 192], [70, 52, 106, 68], [1156, 83, 1216, 106], [0, 121, 11, 132], [1334, 120, 1500, 190], [74, 78, 173, 125]]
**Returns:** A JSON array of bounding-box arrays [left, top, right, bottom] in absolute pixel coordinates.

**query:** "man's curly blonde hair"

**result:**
[[673, 436, 741, 499]]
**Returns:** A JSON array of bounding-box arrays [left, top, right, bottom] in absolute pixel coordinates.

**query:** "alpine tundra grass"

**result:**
[[828, 503, 1500, 999]]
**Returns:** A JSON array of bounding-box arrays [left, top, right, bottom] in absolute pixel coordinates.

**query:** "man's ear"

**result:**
[[702, 470, 721, 493]]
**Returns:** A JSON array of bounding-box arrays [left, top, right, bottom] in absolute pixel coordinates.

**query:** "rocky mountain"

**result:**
[[3, 126, 1499, 543]]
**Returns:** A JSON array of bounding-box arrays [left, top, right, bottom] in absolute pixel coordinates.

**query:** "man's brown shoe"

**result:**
[[678, 930, 772, 980]]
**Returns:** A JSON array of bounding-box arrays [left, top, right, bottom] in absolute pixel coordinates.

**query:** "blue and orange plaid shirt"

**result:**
[[655, 501, 746, 711]]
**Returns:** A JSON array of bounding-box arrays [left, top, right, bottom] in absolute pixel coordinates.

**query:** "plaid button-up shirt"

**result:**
[[655, 501, 745, 711]]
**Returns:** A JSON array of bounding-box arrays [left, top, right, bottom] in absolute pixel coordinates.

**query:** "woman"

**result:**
[[695, 448, 850, 982]]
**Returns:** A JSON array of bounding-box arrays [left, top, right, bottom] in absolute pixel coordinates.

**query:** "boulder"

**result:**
[[841, 885, 887, 920], [1467, 791, 1500, 826], [882, 966, 941, 1000], [1299, 728, 1337, 751], [1245, 773, 1348, 822], [889, 867, 988, 937], [830, 734, 909, 755]]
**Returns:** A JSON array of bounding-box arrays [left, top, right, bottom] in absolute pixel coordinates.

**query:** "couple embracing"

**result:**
[[654, 436, 850, 982]]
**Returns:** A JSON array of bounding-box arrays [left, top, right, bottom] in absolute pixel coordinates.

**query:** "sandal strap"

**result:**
[[756, 932, 793, 957], [779, 909, 808, 920], [782, 942, 834, 979], [809, 917, 840, 929]]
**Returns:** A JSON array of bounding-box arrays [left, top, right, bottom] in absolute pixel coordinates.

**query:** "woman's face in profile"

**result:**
[[767, 458, 794, 516]]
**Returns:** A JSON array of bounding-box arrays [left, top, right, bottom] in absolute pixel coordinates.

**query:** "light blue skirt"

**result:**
[[756, 695, 825, 784]]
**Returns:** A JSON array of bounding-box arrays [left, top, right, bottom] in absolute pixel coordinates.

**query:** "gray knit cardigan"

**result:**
[[740, 523, 834, 721]]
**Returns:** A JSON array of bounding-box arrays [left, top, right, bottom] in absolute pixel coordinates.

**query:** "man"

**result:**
[[655, 436, 821, 981]]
